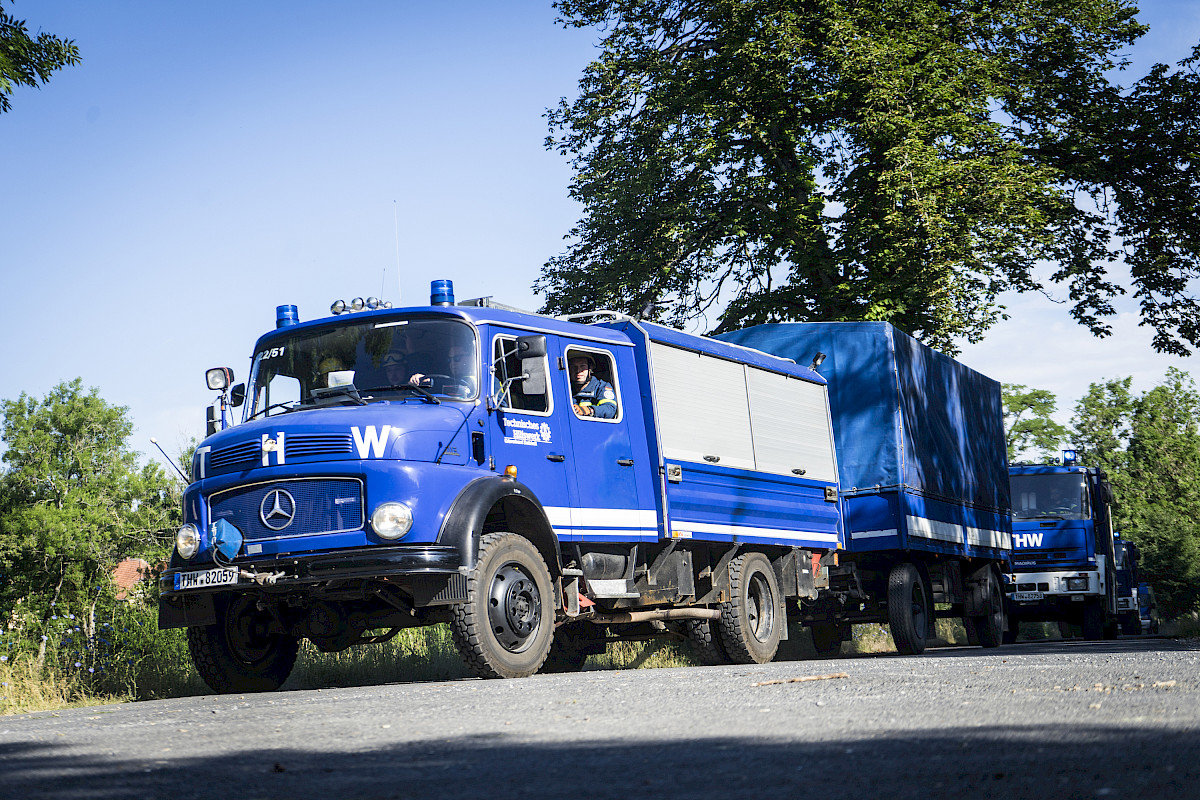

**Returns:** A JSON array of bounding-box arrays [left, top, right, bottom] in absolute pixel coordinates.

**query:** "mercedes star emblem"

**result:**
[[260, 488, 296, 531]]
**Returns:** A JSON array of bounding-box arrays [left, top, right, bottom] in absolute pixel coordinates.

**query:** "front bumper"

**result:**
[[158, 544, 465, 629]]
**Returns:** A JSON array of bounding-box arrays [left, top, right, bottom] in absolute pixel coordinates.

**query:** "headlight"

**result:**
[[371, 502, 413, 540], [1065, 577, 1089, 591], [176, 524, 200, 559]]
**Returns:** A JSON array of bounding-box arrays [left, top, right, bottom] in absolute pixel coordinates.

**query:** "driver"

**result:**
[[410, 341, 476, 396], [569, 354, 617, 418]]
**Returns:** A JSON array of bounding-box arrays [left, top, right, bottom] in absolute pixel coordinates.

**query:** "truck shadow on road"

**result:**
[[1, 723, 1197, 800]]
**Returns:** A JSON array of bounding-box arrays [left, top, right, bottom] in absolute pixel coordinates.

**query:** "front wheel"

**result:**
[[717, 552, 783, 664], [187, 593, 300, 694], [888, 562, 931, 655], [450, 532, 554, 678]]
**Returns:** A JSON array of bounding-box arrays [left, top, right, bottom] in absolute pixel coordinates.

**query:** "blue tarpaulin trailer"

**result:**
[[719, 322, 1012, 651]]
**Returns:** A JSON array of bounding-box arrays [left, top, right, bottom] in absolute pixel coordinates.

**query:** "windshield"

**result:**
[[245, 316, 478, 419], [1010, 473, 1090, 521]]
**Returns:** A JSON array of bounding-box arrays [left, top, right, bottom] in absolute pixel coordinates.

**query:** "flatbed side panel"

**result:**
[[664, 460, 841, 549], [843, 489, 1011, 558]]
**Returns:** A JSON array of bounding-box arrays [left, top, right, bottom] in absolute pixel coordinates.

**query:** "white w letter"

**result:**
[[352, 425, 392, 459]]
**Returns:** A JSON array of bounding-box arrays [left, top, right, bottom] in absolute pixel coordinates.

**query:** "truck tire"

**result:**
[[540, 626, 597, 673], [1121, 613, 1140, 636], [683, 619, 732, 666], [969, 566, 1006, 649], [810, 622, 849, 657], [717, 552, 783, 664], [449, 532, 554, 679], [888, 562, 930, 655], [1082, 597, 1105, 640], [186, 593, 300, 694]]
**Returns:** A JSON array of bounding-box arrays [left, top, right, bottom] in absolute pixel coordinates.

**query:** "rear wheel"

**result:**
[[683, 618, 732, 666], [187, 593, 300, 694], [810, 622, 849, 657], [450, 532, 554, 678], [717, 552, 782, 664], [969, 566, 1006, 648], [888, 562, 931, 655]]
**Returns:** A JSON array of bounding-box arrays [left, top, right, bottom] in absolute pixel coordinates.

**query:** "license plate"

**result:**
[[1012, 591, 1043, 602], [174, 567, 239, 591]]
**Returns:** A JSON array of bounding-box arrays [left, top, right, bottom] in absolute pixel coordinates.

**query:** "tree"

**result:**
[[0, 380, 178, 646], [1002, 384, 1066, 464], [1070, 370, 1200, 616], [0, 0, 80, 114], [540, 1, 1200, 355]]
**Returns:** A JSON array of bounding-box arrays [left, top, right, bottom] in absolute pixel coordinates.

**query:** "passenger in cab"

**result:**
[[569, 353, 617, 419]]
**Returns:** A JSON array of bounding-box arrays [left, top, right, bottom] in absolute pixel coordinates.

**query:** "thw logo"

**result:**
[[352, 425, 393, 459], [1014, 533, 1044, 548]]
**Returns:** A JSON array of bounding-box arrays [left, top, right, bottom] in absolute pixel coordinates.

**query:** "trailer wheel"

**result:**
[[810, 622, 849, 657], [887, 562, 930, 655], [970, 566, 1006, 648], [186, 593, 299, 694], [449, 532, 554, 679], [717, 552, 782, 664], [683, 619, 732, 666]]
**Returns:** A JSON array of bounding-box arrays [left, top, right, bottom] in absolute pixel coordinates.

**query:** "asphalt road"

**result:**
[[2, 637, 1198, 800]]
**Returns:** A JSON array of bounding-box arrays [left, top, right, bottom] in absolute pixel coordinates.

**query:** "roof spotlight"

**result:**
[[351, 297, 365, 311], [331, 299, 347, 315], [366, 297, 381, 310]]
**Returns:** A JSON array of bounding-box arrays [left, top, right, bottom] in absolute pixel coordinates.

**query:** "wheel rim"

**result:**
[[488, 562, 542, 653], [746, 571, 776, 643]]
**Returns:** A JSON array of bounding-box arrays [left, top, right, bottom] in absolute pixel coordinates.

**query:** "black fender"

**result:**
[[436, 476, 563, 578]]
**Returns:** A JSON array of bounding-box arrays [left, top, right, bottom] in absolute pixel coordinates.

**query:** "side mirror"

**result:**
[[516, 335, 547, 360], [206, 405, 218, 437], [206, 367, 234, 391], [230, 383, 246, 408]]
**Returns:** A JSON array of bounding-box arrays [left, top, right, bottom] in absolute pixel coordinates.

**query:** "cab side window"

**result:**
[[566, 348, 620, 421], [493, 336, 550, 413]]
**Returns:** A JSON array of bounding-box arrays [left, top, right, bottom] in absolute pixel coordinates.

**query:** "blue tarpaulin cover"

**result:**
[[717, 322, 1009, 513]]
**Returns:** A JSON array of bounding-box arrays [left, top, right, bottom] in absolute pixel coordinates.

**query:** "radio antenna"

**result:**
[[150, 437, 189, 483]]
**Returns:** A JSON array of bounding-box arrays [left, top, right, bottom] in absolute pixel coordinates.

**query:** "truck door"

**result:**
[[558, 344, 654, 542], [488, 330, 572, 520]]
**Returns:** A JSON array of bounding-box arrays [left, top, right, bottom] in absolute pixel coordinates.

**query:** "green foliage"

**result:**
[[541, 1, 1200, 355], [1003, 383, 1067, 463], [1070, 369, 1200, 616], [0, 0, 81, 114], [0, 379, 179, 656]]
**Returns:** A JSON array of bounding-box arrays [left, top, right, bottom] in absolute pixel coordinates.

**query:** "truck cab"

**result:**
[[1006, 461, 1118, 639]]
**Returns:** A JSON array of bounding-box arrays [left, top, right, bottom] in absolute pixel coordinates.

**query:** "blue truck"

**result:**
[[1006, 460, 1119, 640], [159, 283, 1011, 691]]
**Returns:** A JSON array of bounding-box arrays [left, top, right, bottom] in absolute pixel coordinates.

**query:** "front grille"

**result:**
[[287, 433, 353, 459], [207, 433, 356, 475], [210, 440, 260, 470], [208, 478, 364, 541]]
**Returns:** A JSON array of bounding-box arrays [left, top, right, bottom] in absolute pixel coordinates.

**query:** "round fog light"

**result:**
[[372, 502, 413, 540], [176, 523, 200, 559]]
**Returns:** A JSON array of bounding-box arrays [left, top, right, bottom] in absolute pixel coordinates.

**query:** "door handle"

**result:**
[[617, 459, 634, 467], [546, 454, 565, 462]]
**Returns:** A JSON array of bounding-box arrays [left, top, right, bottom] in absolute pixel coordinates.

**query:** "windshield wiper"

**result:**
[[248, 400, 301, 420], [361, 383, 440, 405]]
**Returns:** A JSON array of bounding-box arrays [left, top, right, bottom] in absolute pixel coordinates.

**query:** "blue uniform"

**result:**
[[573, 375, 618, 419]]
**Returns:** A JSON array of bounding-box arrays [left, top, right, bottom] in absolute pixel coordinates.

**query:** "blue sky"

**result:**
[[2, 1, 1199, 469]]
